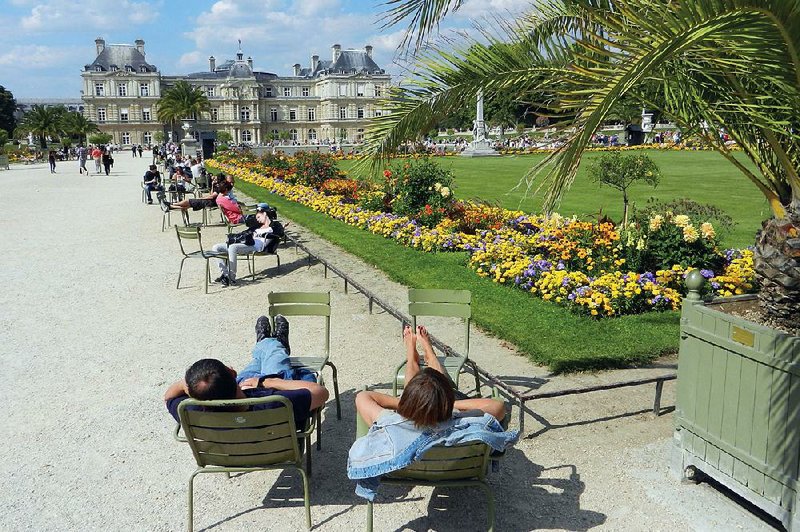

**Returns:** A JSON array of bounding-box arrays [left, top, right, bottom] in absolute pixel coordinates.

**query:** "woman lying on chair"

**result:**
[[210, 203, 284, 287], [348, 326, 518, 500]]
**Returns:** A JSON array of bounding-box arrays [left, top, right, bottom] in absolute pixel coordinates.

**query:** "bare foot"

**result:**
[[417, 325, 438, 364], [403, 324, 415, 347]]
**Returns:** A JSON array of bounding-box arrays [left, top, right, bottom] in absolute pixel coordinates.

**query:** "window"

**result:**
[[126, 66, 134, 72], [95, 66, 103, 72], [265, 86, 273, 97], [338, 84, 347, 96], [241, 130, 252, 142], [143, 131, 152, 144], [117, 84, 127, 97], [289, 109, 297, 121], [357, 83, 365, 97], [120, 108, 129, 122], [121, 132, 131, 144], [356, 128, 365, 141], [374, 109, 383, 117], [283, 87, 291, 97], [240, 106, 250, 121], [290, 129, 298, 141], [357, 107, 364, 119], [139, 83, 149, 97], [111, 65, 119, 72], [94, 82, 104, 96], [302, 87, 309, 97], [206, 86, 215, 97], [142, 108, 151, 122], [271, 129, 279, 139], [339, 106, 347, 119], [97, 107, 106, 122], [308, 128, 317, 141], [140, 66, 147, 73], [339, 128, 347, 140], [270, 108, 278, 121], [374, 85, 382, 97], [307, 108, 315, 121], [210, 108, 218, 122]]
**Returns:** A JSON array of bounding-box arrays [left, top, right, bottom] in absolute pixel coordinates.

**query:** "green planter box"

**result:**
[[672, 291, 800, 529]]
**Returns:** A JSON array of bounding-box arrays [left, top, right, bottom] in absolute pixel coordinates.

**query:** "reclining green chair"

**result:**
[[356, 403, 496, 532], [392, 288, 479, 396], [178, 396, 313, 531], [268, 291, 341, 441]]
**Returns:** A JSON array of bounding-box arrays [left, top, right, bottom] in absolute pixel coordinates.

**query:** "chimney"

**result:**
[[293, 63, 301, 76], [365, 45, 373, 58], [209, 56, 216, 72], [311, 54, 319, 72], [247, 56, 253, 69], [95, 37, 105, 56], [332, 44, 341, 62], [135, 39, 145, 56]]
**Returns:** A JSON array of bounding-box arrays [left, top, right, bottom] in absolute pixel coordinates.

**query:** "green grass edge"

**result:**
[[233, 178, 680, 373]]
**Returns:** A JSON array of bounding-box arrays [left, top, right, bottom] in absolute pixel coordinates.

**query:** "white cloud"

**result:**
[[0, 44, 82, 69], [20, 0, 159, 31], [178, 51, 205, 68]]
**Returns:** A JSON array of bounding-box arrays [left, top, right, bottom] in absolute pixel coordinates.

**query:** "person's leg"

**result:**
[[417, 326, 445, 374], [237, 338, 293, 381], [403, 325, 422, 385], [210, 243, 229, 277], [227, 243, 255, 282], [145, 184, 153, 202]]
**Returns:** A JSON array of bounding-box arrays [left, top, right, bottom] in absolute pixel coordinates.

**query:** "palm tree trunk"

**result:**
[[753, 207, 800, 331]]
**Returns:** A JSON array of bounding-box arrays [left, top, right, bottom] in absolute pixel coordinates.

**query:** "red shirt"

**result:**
[[216, 195, 243, 224]]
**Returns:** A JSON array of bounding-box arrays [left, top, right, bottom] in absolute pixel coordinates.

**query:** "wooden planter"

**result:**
[[672, 277, 800, 529]]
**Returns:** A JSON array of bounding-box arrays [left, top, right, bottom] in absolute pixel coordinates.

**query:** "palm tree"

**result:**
[[18, 105, 66, 149], [157, 80, 210, 139], [364, 0, 800, 331], [60, 111, 99, 146]]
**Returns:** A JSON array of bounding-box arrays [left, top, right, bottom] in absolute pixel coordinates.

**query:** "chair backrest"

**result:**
[[388, 442, 490, 482], [268, 291, 331, 357], [175, 225, 204, 256], [408, 288, 471, 357], [178, 396, 302, 468]]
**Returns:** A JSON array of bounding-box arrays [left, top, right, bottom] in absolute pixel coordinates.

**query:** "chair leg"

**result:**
[[276, 253, 280, 270], [177, 258, 187, 289], [298, 466, 311, 530], [204, 260, 209, 294], [187, 470, 202, 532], [479, 482, 495, 532], [366, 501, 374, 532], [326, 361, 341, 420], [471, 361, 481, 396]]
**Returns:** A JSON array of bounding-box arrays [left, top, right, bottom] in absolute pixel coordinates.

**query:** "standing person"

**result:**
[[131, 145, 137, 158], [77, 145, 88, 175], [48, 151, 56, 174], [91, 146, 102, 174], [102, 149, 113, 176], [137, 145, 143, 158]]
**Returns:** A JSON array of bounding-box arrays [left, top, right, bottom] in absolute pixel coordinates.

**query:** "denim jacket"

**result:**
[[347, 411, 519, 500]]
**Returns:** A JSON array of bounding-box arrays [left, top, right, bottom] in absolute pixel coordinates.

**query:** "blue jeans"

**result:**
[[237, 338, 316, 382]]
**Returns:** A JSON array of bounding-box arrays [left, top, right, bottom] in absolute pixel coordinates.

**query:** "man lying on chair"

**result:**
[[164, 316, 329, 429]]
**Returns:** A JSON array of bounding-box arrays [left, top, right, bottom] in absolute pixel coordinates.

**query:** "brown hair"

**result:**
[[397, 368, 455, 427]]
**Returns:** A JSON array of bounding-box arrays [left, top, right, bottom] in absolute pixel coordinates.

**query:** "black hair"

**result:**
[[185, 358, 237, 400]]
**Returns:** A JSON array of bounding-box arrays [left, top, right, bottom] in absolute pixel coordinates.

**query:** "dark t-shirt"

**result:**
[[144, 170, 161, 184], [167, 387, 312, 429]]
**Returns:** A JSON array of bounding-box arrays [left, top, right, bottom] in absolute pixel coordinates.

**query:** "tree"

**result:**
[[60, 112, 99, 145], [88, 132, 113, 145], [156, 80, 210, 136], [0, 86, 16, 136], [18, 105, 66, 149], [153, 131, 166, 143], [364, 0, 800, 330], [216, 130, 232, 144], [0, 129, 8, 153], [589, 152, 661, 226]]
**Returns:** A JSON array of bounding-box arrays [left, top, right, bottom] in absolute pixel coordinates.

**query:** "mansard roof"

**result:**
[[298, 50, 385, 78], [85, 44, 157, 72]]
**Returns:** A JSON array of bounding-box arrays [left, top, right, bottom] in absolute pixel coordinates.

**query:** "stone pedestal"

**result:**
[[460, 139, 499, 157]]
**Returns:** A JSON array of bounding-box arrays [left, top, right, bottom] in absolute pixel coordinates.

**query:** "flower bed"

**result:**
[[208, 152, 755, 317]]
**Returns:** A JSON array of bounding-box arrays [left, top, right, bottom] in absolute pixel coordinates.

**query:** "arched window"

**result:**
[[308, 129, 317, 141], [290, 129, 298, 141]]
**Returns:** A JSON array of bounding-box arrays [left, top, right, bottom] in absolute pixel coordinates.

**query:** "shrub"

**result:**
[[589, 152, 661, 225], [320, 178, 358, 198], [291, 151, 339, 188], [385, 158, 455, 224]]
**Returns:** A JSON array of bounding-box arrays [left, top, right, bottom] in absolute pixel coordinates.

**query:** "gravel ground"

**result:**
[[0, 154, 777, 531]]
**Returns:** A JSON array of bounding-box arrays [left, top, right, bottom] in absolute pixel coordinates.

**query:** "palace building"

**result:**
[[80, 38, 391, 147]]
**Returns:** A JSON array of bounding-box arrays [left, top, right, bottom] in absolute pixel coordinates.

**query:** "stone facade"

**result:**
[[80, 38, 390, 147]]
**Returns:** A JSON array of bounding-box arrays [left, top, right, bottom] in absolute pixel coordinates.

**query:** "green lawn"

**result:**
[[341, 150, 767, 248], [233, 178, 680, 374]]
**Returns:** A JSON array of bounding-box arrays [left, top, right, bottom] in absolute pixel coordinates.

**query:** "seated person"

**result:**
[[348, 325, 518, 500], [143, 164, 164, 204], [159, 174, 226, 214], [164, 315, 329, 430], [210, 203, 282, 286], [215, 180, 243, 225], [168, 166, 194, 195]]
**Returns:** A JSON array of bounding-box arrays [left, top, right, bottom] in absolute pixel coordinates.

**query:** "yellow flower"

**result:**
[[700, 222, 715, 239], [434, 182, 442, 191], [440, 186, 451, 198], [673, 214, 691, 228], [648, 215, 663, 231], [682, 224, 699, 243]]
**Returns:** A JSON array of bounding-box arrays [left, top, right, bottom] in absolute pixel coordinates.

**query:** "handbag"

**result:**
[[227, 230, 255, 246]]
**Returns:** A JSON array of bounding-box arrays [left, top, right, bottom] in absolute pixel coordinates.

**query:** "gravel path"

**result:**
[[0, 154, 775, 531]]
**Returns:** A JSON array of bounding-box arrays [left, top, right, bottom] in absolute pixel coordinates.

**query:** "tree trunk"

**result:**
[[753, 209, 800, 331]]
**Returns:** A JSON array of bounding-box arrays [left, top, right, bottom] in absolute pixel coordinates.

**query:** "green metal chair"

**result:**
[[174, 225, 227, 294], [356, 407, 495, 532], [392, 288, 478, 396], [268, 291, 341, 426], [178, 396, 313, 531]]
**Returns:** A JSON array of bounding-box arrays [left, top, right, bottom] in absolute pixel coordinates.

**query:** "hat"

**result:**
[[256, 203, 271, 212]]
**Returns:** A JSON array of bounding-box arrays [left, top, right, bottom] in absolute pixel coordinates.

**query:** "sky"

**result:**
[[0, 0, 531, 99]]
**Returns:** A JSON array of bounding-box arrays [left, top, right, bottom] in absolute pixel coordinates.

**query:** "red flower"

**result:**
[[424, 204, 433, 215], [383, 169, 392, 178]]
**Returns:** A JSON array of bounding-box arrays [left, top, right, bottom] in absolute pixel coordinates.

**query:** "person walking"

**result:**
[[77, 146, 88, 175], [48, 151, 56, 174], [91, 146, 102, 174], [137, 145, 143, 158], [102, 150, 113, 176]]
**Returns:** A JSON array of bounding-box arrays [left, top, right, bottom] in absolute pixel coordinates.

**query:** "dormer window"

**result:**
[[111, 65, 119, 72], [140, 66, 148, 73], [95, 66, 103, 72], [126, 66, 134, 72]]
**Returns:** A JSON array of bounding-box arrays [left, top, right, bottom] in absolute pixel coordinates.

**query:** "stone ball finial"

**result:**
[[685, 269, 705, 301]]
